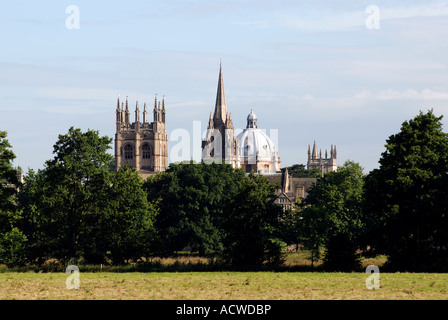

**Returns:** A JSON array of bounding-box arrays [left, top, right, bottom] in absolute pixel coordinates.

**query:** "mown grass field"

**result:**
[[1, 271, 448, 300], [0, 252, 446, 300]]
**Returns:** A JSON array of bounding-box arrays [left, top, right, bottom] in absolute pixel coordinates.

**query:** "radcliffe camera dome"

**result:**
[[236, 109, 280, 173]]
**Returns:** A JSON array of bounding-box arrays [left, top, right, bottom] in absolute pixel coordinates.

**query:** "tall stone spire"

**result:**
[[312, 141, 318, 159], [213, 62, 227, 126]]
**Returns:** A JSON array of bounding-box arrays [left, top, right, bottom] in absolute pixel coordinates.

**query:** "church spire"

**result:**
[[312, 141, 318, 159], [213, 62, 227, 125]]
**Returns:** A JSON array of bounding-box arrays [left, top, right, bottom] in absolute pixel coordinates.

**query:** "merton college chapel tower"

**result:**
[[115, 95, 168, 179]]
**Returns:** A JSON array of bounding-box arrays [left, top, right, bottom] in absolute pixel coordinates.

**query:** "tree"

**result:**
[[364, 110, 448, 271], [20, 127, 114, 263], [0, 130, 27, 266], [222, 173, 285, 268], [297, 205, 327, 266], [143, 161, 246, 257], [299, 161, 365, 271], [283, 164, 321, 178], [100, 167, 157, 264]]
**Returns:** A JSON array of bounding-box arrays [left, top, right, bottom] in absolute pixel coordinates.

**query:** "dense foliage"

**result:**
[[0, 130, 27, 267], [283, 164, 321, 178], [1, 109, 447, 272], [364, 110, 448, 271], [17, 127, 157, 265], [143, 162, 284, 267], [299, 161, 365, 271]]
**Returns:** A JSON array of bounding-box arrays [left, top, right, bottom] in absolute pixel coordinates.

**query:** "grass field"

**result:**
[[0, 252, 446, 300], [1, 271, 447, 300]]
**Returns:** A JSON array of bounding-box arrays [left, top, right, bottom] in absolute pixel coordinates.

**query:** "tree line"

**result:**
[[1, 110, 447, 271]]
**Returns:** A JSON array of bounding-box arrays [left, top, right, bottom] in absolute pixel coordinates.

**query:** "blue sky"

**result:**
[[1, 0, 448, 174]]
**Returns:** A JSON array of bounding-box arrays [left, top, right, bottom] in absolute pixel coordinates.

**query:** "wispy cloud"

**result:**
[[364, 88, 448, 101], [233, 1, 448, 31]]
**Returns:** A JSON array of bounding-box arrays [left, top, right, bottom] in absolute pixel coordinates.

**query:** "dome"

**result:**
[[237, 127, 278, 162]]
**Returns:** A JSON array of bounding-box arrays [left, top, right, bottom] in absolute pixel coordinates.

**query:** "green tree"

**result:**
[[100, 167, 157, 264], [20, 127, 113, 263], [0, 130, 27, 266], [297, 205, 327, 266], [143, 161, 246, 257], [222, 173, 285, 268], [364, 110, 448, 271], [300, 161, 365, 271], [283, 164, 321, 178]]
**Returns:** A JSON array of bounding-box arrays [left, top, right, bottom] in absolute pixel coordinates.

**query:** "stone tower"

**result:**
[[307, 141, 337, 174], [201, 63, 239, 167], [115, 95, 168, 179]]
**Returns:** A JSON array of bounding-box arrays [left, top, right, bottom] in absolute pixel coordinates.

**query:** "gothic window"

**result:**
[[264, 164, 269, 173], [124, 144, 133, 159], [142, 144, 151, 159]]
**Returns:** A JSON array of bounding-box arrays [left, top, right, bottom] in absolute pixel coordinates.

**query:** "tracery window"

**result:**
[[124, 144, 133, 159], [142, 144, 151, 159]]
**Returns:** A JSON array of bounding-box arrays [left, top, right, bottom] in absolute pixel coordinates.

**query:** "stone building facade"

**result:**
[[266, 169, 317, 211], [114, 95, 168, 180], [307, 141, 337, 174]]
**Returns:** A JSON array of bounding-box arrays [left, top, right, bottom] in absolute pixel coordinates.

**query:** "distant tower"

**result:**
[[307, 141, 337, 174], [201, 62, 239, 167], [115, 95, 168, 179]]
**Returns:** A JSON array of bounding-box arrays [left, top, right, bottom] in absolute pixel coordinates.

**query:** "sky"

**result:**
[[1, 0, 448, 174]]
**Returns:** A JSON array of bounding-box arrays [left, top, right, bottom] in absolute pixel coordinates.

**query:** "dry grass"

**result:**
[[1, 252, 445, 300], [1, 272, 447, 300]]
